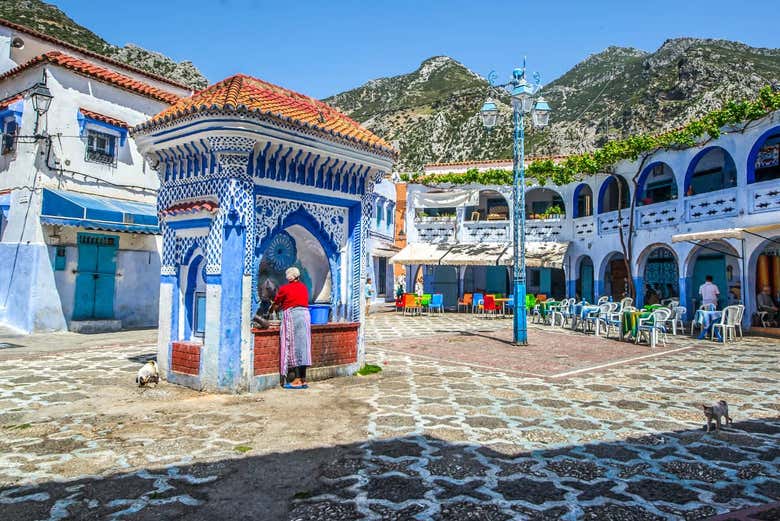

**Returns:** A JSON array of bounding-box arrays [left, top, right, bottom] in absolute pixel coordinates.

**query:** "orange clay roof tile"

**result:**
[[0, 51, 181, 105], [0, 18, 192, 91], [139, 74, 395, 154], [78, 107, 129, 129]]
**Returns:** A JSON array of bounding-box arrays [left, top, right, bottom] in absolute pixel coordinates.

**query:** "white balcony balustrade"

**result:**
[[573, 216, 595, 240], [749, 181, 780, 214], [635, 200, 680, 230], [525, 216, 565, 240], [461, 220, 510, 243], [597, 210, 627, 235], [684, 189, 738, 222]]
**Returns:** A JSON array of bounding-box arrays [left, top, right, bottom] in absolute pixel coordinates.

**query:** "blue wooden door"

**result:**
[[74, 234, 118, 320], [580, 263, 594, 302], [692, 255, 726, 309]]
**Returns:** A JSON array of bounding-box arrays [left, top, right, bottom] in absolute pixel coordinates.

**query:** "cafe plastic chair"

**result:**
[[636, 308, 672, 348], [457, 293, 473, 313], [712, 305, 739, 343], [472, 293, 484, 314], [482, 295, 498, 318], [734, 304, 745, 339], [429, 293, 444, 314], [403, 294, 421, 316], [597, 296, 609, 305]]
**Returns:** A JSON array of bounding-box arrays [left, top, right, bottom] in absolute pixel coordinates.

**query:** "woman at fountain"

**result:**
[[269, 267, 311, 389]]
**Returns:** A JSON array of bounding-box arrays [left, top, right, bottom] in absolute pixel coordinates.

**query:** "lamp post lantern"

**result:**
[[480, 62, 551, 345]]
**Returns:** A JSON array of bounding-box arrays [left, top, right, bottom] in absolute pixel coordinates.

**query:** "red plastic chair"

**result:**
[[395, 296, 404, 312], [483, 295, 498, 318]]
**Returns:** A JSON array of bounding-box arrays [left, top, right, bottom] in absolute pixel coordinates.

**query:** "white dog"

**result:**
[[136, 360, 159, 387]]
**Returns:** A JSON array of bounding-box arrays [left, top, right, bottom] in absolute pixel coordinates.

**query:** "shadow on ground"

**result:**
[[2, 418, 778, 521]]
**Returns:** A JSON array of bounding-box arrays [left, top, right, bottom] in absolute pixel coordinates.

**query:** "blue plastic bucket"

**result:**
[[308, 304, 330, 325]]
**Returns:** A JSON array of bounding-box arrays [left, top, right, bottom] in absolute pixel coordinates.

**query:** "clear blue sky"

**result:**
[[57, 0, 779, 98]]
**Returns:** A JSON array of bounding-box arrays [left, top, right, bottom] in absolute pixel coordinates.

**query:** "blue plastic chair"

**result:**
[[505, 295, 514, 315], [472, 293, 484, 313], [429, 293, 444, 314]]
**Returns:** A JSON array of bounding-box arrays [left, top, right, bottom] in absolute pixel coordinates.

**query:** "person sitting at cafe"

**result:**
[[757, 284, 778, 323]]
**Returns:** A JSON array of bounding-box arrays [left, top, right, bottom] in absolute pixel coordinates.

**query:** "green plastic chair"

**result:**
[[525, 294, 537, 311], [421, 294, 432, 307]]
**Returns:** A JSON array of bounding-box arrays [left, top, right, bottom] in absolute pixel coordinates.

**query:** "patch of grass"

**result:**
[[292, 491, 313, 500], [234, 445, 252, 454], [356, 364, 382, 376], [2, 423, 31, 430]]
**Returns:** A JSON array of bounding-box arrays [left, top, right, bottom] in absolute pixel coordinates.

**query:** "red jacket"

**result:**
[[274, 280, 309, 310]]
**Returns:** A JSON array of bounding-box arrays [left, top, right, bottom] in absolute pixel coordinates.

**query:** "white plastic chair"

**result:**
[[597, 296, 609, 305], [668, 305, 687, 335], [636, 308, 671, 348], [734, 304, 745, 339], [712, 305, 739, 343]]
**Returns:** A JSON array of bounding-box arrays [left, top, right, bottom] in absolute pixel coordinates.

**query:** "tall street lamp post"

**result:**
[[480, 63, 551, 345]]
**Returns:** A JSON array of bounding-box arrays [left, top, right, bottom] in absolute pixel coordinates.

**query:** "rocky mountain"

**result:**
[[325, 40, 780, 172], [0, 0, 208, 89]]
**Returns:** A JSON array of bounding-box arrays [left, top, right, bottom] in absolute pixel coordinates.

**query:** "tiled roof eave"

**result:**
[[0, 52, 181, 105], [133, 105, 398, 161], [0, 17, 192, 92]]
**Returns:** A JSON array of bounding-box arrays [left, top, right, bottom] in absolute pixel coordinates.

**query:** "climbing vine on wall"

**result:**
[[400, 85, 780, 187]]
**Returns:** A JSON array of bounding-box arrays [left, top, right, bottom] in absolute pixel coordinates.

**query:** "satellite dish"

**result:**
[[11, 37, 24, 49]]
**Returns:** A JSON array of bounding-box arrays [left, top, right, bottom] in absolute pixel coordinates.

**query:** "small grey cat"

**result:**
[[701, 400, 733, 432]]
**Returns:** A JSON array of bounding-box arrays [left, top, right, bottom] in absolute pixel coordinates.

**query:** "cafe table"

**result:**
[[693, 309, 723, 341], [494, 297, 511, 316], [621, 309, 652, 341]]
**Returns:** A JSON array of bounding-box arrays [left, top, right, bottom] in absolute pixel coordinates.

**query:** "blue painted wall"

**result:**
[[0, 244, 67, 332], [218, 222, 245, 391]]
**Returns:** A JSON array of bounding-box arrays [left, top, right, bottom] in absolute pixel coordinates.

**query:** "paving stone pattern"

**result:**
[[0, 314, 778, 520]]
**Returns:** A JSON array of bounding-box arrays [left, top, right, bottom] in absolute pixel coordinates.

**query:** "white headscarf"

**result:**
[[285, 267, 300, 281]]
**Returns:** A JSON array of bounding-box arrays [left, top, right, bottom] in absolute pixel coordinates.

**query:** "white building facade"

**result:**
[[0, 20, 189, 332], [366, 177, 398, 305], [398, 111, 780, 326]]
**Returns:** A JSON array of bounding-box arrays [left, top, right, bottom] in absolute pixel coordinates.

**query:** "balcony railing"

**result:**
[[597, 210, 627, 235], [749, 181, 780, 214], [526, 216, 564, 240], [684, 189, 738, 222], [636, 200, 679, 229], [461, 220, 509, 243], [416, 221, 456, 243], [573, 216, 595, 239]]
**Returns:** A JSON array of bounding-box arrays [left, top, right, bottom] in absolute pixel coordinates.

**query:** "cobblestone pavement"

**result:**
[[0, 314, 778, 520]]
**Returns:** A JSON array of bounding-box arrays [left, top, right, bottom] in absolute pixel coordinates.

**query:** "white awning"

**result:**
[[389, 243, 452, 264], [439, 243, 510, 266], [672, 224, 780, 243], [501, 242, 570, 269], [411, 189, 479, 208], [372, 246, 401, 258]]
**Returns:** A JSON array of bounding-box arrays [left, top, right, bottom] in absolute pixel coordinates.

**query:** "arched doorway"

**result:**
[[526, 188, 565, 218], [602, 252, 628, 299], [684, 146, 737, 196], [747, 126, 780, 184], [685, 241, 741, 311], [598, 176, 630, 213], [465, 190, 509, 221], [576, 256, 594, 302], [636, 162, 677, 205], [748, 238, 780, 325], [573, 184, 593, 218], [641, 245, 679, 306]]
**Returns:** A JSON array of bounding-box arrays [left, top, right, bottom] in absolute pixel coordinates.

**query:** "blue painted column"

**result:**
[[218, 217, 246, 391], [634, 276, 644, 307]]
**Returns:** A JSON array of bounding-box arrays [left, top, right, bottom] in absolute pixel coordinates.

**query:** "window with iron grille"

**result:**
[[85, 129, 117, 166], [1, 119, 17, 155]]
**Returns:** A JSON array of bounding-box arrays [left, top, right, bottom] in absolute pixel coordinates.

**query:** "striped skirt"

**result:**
[[280, 306, 312, 376]]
